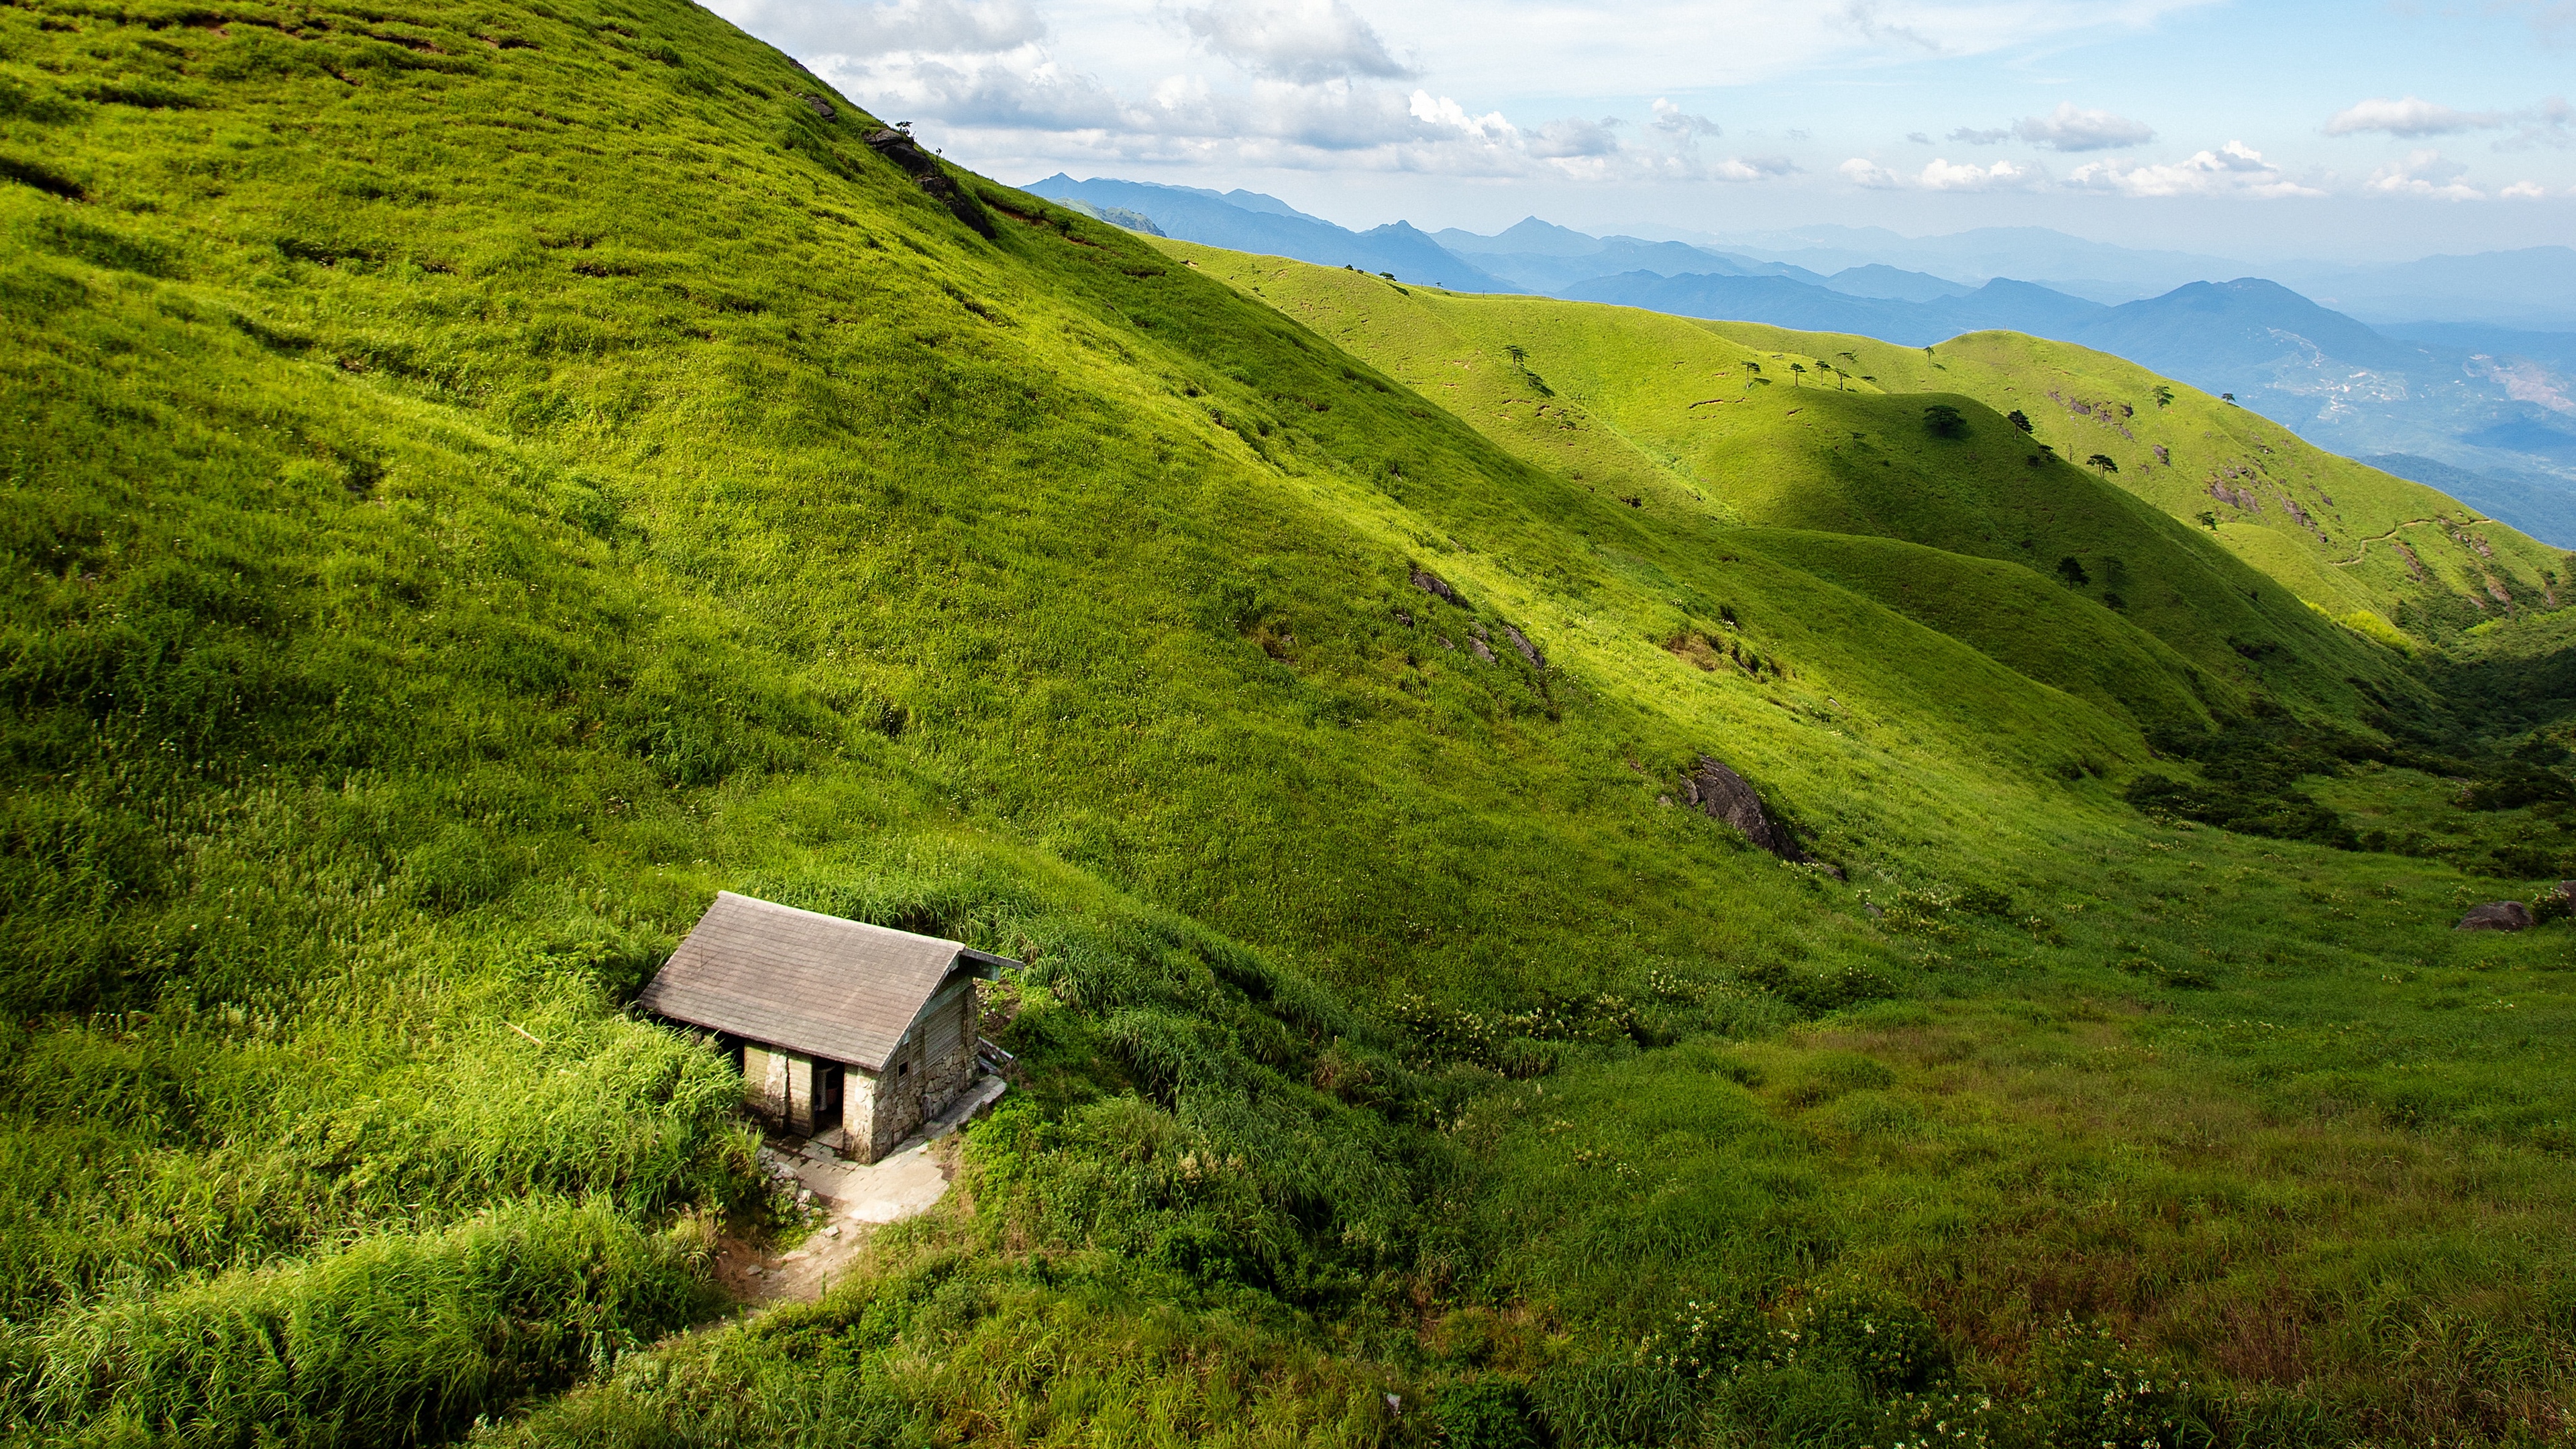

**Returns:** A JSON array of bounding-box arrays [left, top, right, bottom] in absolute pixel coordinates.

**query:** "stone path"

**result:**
[[716, 1075, 1009, 1304]]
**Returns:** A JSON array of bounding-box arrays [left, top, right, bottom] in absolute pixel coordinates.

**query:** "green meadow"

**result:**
[[1, 0, 2573, 1442]]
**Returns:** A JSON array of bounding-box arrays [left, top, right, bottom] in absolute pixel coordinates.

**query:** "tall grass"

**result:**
[[0, 1199, 716, 1447]]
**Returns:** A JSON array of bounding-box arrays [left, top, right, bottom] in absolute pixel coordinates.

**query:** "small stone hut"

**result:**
[[637, 892, 1014, 1163]]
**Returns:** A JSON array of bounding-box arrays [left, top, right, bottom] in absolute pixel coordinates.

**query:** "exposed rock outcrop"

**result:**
[[1408, 565, 1462, 606], [2457, 901, 2534, 932], [1683, 755, 1809, 862], [863, 127, 996, 237]]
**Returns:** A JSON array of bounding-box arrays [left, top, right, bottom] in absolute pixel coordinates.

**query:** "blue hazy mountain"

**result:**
[[1625, 223, 2254, 303], [1821, 264, 1974, 303], [1425, 215, 1830, 293], [2281, 248, 2576, 331], [1431, 215, 1600, 258], [2377, 321, 2576, 374], [1561, 270, 2108, 345], [1458, 239, 1825, 294], [1023, 176, 1513, 292], [2073, 278, 2430, 377]]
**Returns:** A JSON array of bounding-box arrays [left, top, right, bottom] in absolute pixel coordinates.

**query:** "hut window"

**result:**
[[900, 1061, 910, 1076]]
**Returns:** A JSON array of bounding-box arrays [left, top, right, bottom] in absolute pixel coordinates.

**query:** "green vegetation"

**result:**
[[2, 0, 2575, 1444]]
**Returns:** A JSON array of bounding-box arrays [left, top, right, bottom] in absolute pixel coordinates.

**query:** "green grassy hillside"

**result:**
[[1731, 528, 2218, 733], [4, 0, 2576, 1444], [1862, 330, 2574, 639], [1183, 248, 2573, 706]]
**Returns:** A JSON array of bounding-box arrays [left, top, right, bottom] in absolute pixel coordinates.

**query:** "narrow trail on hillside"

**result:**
[[2329, 515, 2491, 566], [711, 1077, 1009, 1309]]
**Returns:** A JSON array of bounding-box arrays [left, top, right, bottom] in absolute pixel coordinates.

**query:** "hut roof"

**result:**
[[637, 892, 1008, 1071]]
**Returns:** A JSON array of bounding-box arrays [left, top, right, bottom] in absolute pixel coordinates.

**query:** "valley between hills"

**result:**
[[3, 0, 2576, 1444]]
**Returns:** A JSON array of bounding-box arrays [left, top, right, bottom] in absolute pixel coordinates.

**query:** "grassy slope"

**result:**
[[1164, 250, 2422, 732], [1733, 528, 2218, 734], [0, 0, 2147, 1417], [1866, 329, 2575, 639], [1193, 247, 2573, 712], [2, 1, 2575, 1446]]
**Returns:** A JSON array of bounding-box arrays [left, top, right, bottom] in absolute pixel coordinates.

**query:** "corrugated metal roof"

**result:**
[[637, 892, 991, 1071]]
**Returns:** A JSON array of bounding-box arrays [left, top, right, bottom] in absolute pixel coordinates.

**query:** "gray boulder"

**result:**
[[2457, 901, 2535, 932], [1683, 755, 1809, 862], [1408, 565, 1462, 606]]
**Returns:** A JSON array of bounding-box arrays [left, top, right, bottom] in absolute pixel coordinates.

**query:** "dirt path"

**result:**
[[712, 1076, 1008, 1304], [2329, 515, 2489, 566]]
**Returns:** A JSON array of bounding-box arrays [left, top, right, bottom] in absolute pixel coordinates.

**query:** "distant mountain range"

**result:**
[[1619, 223, 2576, 329], [1026, 175, 2576, 547], [1024, 175, 1511, 292]]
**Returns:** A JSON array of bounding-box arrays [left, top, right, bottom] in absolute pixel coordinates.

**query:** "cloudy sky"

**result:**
[[712, 0, 2576, 258]]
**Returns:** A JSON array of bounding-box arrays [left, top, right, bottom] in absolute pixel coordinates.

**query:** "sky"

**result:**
[[708, 0, 2576, 261]]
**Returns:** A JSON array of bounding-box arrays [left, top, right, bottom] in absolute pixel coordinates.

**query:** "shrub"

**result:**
[[2125, 773, 2355, 849], [1923, 405, 1968, 439], [1433, 1379, 1544, 1449]]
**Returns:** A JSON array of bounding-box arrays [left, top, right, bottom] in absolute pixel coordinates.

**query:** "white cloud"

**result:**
[[1070, 0, 2225, 105], [1402, 89, 1519, 153], [2498, 97, 2573, 150], [1839, 155, 2038, 190], [833, 26, 1822, 183], [1704, 154, 1800, 182], [1904, 130, 1929, 144], [2325, 96, 2500, 138], [1651, 99, 1723, 144], [2500, 179, 2551, 198], [1178, 0, 1414, 83], [2324, 94, 2570, 151], [1948, 103, 2151, 150], [1837, 0, 1941, 52], [1528, 115, 1623, 159], [1839, 156, 1902, 188], [2367, 148, 2485, 199], [1919, 156, 2040, 189], [2065, 140, 2324, 198], [2013, 101, 2153, 151]]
